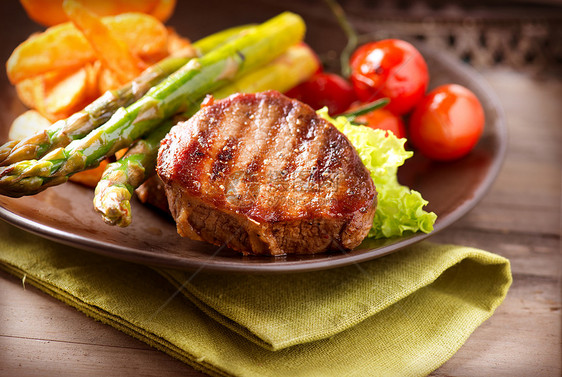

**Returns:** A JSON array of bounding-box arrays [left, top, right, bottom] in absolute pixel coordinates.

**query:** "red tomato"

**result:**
[[408, 84, 485, 161], [349, 39, 429, 115], [285, 72, 356, 115], [355, 108, 406, 139]]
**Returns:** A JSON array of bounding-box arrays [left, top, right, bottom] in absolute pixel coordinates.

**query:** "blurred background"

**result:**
[[167, 0, 562, 76], [2, 0, 561, 78], [310, 0, 562, 75]]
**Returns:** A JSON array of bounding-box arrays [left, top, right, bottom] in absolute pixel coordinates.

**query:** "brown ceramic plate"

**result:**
[[0, 3, 506, 273]]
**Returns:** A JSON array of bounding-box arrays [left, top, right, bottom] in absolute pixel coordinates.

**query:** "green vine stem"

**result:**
[[323, 0, 360, 78]]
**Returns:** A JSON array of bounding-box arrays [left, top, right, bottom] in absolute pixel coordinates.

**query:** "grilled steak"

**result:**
[[135, 175, 170, 214], [157, 91, 377, 255]]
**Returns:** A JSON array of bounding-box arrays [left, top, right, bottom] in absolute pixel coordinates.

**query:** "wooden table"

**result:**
[[1, 2, 561, 376]]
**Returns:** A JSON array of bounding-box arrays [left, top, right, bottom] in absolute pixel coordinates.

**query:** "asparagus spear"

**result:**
[[0, 141, 18, 163], [0, 25, 254, 167], [0, 12, 305, 198], [94, 43, 319, 226], [0, 57, 187, 167], [93, 119, 175, 227], [191, 24, 256, 56]]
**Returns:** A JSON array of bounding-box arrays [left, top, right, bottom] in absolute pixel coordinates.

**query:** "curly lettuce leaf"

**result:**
[[318, 108, 437, 239]]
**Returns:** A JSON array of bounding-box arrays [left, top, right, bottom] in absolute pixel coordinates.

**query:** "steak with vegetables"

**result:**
[[157, 91, 377, 255]]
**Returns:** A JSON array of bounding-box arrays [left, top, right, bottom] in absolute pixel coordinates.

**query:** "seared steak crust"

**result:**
[[157, 91, 376, 255]]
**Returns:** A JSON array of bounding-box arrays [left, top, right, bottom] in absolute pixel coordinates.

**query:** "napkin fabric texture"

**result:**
[[0, 221, 511, 377]]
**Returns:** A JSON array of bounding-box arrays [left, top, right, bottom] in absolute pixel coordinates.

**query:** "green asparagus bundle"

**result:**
[[0, 24, 254, 167], [0, 12, 305, 198], [94, 43, 319, 226], [0, 57, 187, 167]]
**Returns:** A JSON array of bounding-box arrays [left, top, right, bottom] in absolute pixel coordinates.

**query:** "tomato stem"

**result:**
[[323, 0, 358, 78], [340, 97, 390, 119]]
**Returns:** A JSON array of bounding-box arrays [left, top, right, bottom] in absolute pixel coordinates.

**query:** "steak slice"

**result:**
[[157, 91, 377, 255], [135, 175, 170, 214]]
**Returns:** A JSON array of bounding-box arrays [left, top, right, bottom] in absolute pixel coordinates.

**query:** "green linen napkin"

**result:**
[[0, 220, 511, 377]]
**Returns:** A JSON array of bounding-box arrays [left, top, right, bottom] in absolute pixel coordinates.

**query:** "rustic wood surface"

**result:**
[[0, 1, 561, 376]]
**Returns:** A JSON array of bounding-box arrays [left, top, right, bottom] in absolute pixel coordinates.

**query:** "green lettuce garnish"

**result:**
[[318, 108, 437, 239]]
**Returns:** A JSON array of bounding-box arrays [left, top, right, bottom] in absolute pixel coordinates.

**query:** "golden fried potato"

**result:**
[[104, 13, 169, 63], [98, 67, 122, 94], [148, 0, 176, 23], [64, 0, 145, 84], [42, 67, 89, 119], [7, 23, 92, 84], [7, 12, 168, 84], [10, 3, 190, 124], [166, 27, 196, 58], [16, 67, 97, 121], [15, 77, 39, 110], [84, 60, 101, 100], [19, 0, 176, 26], [8, 110, 51, 141]]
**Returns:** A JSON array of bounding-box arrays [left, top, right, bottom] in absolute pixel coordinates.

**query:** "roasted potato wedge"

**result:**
[[19, 0, 176, 26], [7, 12, 168, 84], [167, 27, 196, 58], [42, 67, 89, 119], [64, 0, 145, 83], [98, 67, 122, 94], [8, 110, 52, 141]]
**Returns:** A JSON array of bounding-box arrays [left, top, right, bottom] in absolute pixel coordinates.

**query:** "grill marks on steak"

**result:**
[[157, 91, 377, 255]]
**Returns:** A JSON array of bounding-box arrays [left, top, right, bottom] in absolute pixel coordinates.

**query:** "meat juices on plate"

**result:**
[[157, 91, 377, 255]]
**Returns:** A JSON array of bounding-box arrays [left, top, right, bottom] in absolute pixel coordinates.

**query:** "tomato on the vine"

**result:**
[[354, 108, 406, 139], [285, 72, 356, 115], [408, 84, 485, 161], [349, 39, 429, 115]]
